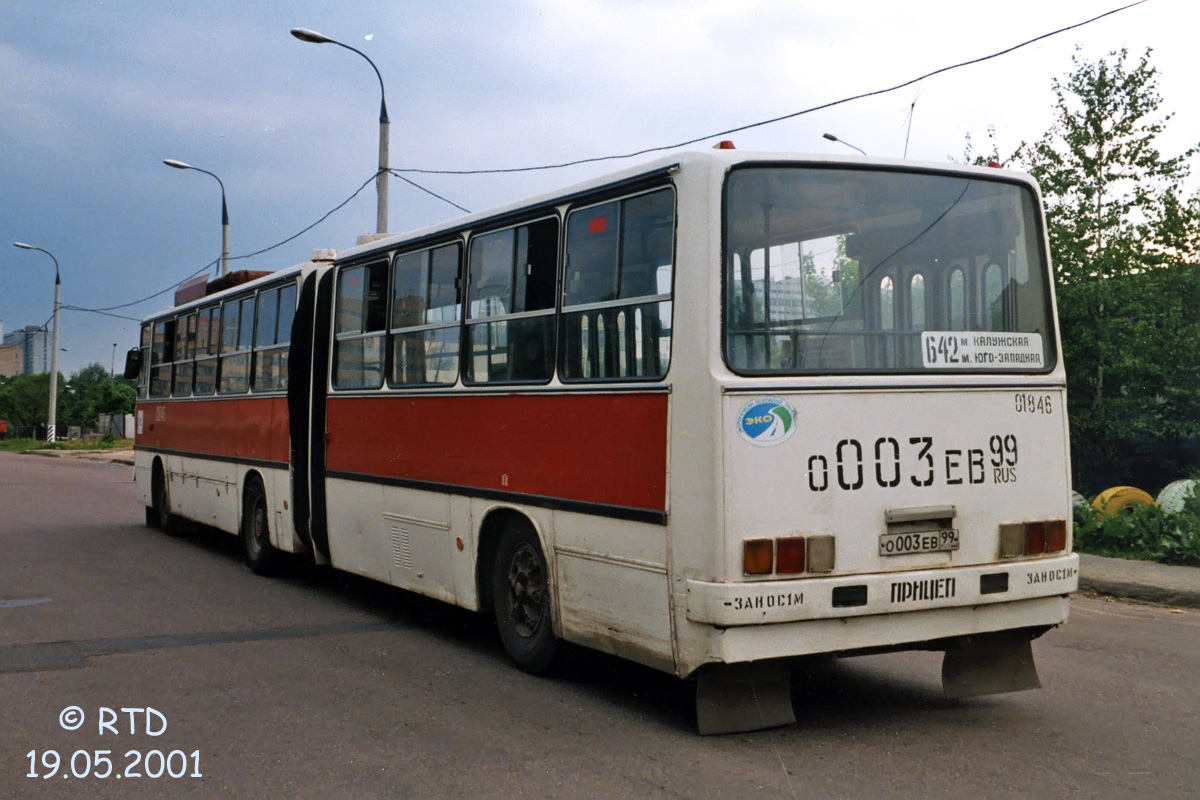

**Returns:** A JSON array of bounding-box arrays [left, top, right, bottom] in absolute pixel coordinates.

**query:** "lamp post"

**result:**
[[163, 159, 230, 276], [822, 132, 867, 156], [291, 27, 390, 234], [111, 342, 118, 377], [12, 242, 61, 443]]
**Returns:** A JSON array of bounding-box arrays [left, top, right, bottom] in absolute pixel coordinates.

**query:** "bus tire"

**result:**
[[149, 461, 176, 535], [242, 478, 279, 576], [492, 520, 559, 674]]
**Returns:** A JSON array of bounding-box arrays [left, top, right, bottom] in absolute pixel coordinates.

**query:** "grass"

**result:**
[[0, 437, 133, 453]]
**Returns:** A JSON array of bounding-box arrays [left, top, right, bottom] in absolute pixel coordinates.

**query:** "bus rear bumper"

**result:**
[[686, 554, 1078, 627], [682, 555, 1077, 667], [700, 594, 1069, 668]]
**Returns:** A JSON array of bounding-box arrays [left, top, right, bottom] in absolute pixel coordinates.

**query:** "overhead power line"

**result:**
[[61, 0, 1143, 322], [394, 0, 1147, 176]]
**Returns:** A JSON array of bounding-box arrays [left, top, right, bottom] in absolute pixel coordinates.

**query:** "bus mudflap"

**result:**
[[695, 660, 795, 735], [941, 631, 1041, 699]]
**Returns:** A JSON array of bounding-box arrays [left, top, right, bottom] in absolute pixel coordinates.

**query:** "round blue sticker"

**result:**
[[736, 397, 798, 447]]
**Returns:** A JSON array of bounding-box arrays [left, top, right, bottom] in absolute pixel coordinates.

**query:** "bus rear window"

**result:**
[[723, 166, 1054, 374]]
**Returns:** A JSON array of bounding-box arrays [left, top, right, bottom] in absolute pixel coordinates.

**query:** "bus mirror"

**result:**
[[123, 348, 143, 380]]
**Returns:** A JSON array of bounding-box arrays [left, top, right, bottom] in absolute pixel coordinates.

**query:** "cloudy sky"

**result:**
[[1, 0, 1192, 377]]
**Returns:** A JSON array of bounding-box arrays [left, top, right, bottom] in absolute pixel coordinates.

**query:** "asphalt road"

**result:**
[[2, 453, 1197, 800]]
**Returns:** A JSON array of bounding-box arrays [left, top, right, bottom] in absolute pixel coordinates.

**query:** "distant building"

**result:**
[[1, 326, 51, 375], [0, 345, 20, 378]]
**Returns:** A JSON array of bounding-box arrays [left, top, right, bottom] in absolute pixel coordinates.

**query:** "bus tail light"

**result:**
[[1025, 521, 1047, 555], [1046, 519, 1067, 552], [776, 537, 806, 574], [999, 522, 1024, 558], [1000, 520, 1066, 557], [744, 539, 774, 575], [807, 536, 836, 573], [743, 535, 834, 575]]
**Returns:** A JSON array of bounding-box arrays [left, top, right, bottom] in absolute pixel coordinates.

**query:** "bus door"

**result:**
[[287, 268, 334, 561]]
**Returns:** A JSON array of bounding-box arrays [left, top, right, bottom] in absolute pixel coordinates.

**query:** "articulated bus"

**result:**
[[130, 150, 1078, 733]]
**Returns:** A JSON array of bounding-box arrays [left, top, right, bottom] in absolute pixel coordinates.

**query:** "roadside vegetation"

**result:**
[[0, 364, 135, 440], [0, 435, 133, 453], [1074, 491, 1200, 566]]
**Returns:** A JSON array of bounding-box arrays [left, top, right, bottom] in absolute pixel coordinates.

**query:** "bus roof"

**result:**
[[141, 149, 1037, 323], [334, 149, 1038, 262]]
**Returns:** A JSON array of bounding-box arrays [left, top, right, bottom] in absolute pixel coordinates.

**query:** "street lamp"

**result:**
[[163, 159, 230, 276], [291, 27, 390, 234], [12, 242, 61, 443], [111, 342, 118, 377], [822, 132, 867, 156]]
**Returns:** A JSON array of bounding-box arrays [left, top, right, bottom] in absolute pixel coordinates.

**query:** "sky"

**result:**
[[1, 0, 1194, 378]]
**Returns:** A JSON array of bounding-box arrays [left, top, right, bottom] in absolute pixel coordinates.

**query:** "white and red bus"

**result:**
[[131, 150, 1078, 733]]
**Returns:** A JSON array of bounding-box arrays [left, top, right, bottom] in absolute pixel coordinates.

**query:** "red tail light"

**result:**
[[1025, 521, 1047, 555], [776, 537, 806, 574], [1046, 519, 1067, 552]]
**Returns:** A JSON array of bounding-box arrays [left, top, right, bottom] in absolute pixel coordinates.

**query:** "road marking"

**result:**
[[0, 598, 52, 609]]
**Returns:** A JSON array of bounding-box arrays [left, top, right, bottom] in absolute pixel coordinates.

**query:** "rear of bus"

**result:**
[[685, 159, 1077, 726]]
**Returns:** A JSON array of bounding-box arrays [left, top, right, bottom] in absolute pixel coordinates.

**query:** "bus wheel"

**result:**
[[492, 521, 559, 674], [149, 462, 175, 535], [242, 479, 278, 576]]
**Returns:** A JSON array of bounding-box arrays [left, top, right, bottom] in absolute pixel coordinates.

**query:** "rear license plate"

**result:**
[[880, 528, 960, 556]]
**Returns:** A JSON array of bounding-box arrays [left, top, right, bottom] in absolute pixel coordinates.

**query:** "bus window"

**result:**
[[465, 218, 558, 384], [334, 262, 387, 389], [194, 306, 219, 395], [253, 282, 296, 392], [724, 166, 1053, 373], [172, 313, 196, 396], [255, 289, 279, 349], [137, 324, 151, 399], [149, 318, 175, 398], [560, 187, 674, 381], [219, 296, 252, 394], [389, 243, 461, 386]]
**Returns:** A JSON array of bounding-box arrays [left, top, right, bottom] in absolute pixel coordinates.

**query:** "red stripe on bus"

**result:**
[[325, 393, 668, 512], [135, 397, 290, 464]]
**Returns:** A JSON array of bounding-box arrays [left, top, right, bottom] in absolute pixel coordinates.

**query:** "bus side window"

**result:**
[[333, 262, 387, 389], [194, 306, 219, 395], [137, 324, 151, 399], [465, 218, 558, 384], [149, 318, 176, 398], [389, 243, 461, 387], [560, 187, 674, 382], [253, 282, 296, 392], [219, 296, 253, 394], [172, 313, 196, 397]]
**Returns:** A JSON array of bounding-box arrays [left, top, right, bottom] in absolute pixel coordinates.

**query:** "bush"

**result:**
[[1074, 490, 1200, 565]]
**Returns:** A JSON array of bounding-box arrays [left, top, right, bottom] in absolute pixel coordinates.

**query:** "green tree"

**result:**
[[63, 363, 136, 428], [0, 373, 56, 436], [1014, 48, 1200, 492]]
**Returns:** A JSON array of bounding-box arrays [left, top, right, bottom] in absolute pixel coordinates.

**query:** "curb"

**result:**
[[23, 449, 134, 467], [1079, 553, 1200, 610], [1078, 575, 1200, 610]]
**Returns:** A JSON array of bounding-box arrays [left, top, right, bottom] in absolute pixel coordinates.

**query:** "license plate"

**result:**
[[880, 528, 960, 556]]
